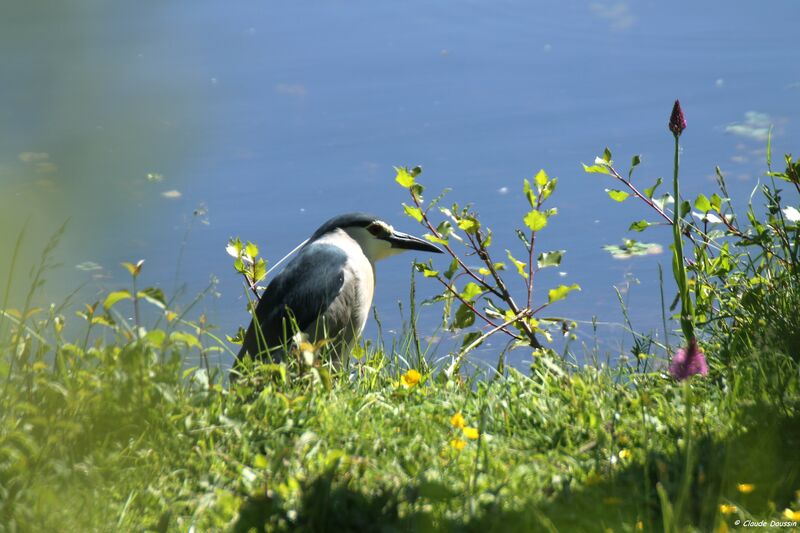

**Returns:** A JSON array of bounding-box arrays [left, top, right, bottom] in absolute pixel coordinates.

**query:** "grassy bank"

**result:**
[[1, 314, 799, 531]]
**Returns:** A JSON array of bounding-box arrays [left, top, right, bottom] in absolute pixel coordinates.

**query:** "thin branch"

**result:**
[[474, 231, 542, 349], [412, 193, 504, 299], [446, 309, 530, 377], [434, 275, 522, 341]]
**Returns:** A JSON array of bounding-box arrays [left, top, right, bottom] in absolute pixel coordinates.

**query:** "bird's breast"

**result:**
[[314, 229, 375, 337], [341, 252, 374, 335]]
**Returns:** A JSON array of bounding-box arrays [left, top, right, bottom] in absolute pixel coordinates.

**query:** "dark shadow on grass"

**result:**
[[234, 467, 435, 533]]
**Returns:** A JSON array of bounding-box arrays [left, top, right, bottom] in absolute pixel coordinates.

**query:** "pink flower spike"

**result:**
[[668, 337, 708, 380], [669, 99, 687, 136]]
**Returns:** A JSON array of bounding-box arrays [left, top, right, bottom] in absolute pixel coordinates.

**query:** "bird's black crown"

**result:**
[[309, 212, 381, 241]]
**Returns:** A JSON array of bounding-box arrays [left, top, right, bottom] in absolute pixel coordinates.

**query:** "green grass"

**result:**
[[1, 322, 798, 531]]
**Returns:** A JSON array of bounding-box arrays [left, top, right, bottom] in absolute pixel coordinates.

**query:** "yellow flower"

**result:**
[[450, 438, 467, 450], [450, 412, 466, 429], [618, 449, 632, 460], [400, 369, 421, 388], [719, 504, 737, 515], [635, 520, 644, 530], [783, 508, 800, 520], [462, 427, 480, 440], [298, 341, 315, 353], [736, 483, 755, 494]]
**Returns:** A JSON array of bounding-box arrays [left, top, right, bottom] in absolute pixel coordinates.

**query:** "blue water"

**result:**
[[2, 1, 799, 369]]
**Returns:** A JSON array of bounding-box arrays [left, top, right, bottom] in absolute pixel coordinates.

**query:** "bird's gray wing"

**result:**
[[238, 243, 348, 360]]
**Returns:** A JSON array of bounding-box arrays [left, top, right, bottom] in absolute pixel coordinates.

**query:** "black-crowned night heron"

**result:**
[[237, 212, 442, 362]]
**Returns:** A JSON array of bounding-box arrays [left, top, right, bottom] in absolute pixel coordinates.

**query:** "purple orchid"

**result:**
[[669, 337, 708, 380]]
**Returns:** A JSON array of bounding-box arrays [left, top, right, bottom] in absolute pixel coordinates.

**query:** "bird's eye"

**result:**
[[367, 222, 389, 237]]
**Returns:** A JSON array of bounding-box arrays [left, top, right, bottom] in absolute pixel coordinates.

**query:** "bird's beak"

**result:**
[[387, 230, 444, 254]]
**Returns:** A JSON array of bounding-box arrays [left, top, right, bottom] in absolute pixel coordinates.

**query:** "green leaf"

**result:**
[[245, 241, 259, 260], [253, 454, 269, 469], [459, 331, 483, 351], [233, 257, 246, 274], [138, 287, 166, 309], [483, 228, 493, 247], [602, 147, 612, 163], [483, 299, 504, 319], [541, 177, 557, 200], [435, 220, 455, 238], [582, 163, 610, 175], [424, 233, 449, 246], [694, 194, 711, 212], [628, 220, 653, 232], [522, 179, 536, 208], [628, 155, 641, 179], [92, 314, 115, 327], [534, 169, 548, 188], [414, 262, 439, 278], [506, 250, 528, 279], [653, 193, 672, 211], [606, 189, 630, 202], [403, 204, 423, 222], [523, 210, 548, 232], [253, 258, 267, 283], [444, 258, 459, 280], [103, 290, 132, 310], [537, 250, 564, 269], [170, 331, 202, 349], [121, 260, 144, 277], [226, 326, 246, 344], [766, 125, 773, 167], [515, 229, 531, 250], [710, 193, 722, 213], [457, 217, 479, 234], [643, 178, 663, 199], [680, 200, 691, 218], [547, 283, 580, 304], [144, 329, 167, 347], [452, 303, 475, 329], [460, 282, 482, 301], [395, 167, 415, 188]]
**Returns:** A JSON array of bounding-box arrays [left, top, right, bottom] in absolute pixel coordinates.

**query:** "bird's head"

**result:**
[[310, 212, 443, 263]]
